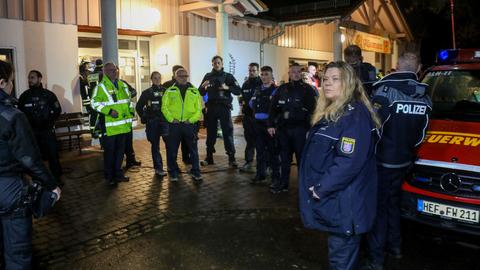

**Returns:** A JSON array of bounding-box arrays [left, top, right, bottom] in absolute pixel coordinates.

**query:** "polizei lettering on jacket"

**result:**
[[395, 103, 427, 115]]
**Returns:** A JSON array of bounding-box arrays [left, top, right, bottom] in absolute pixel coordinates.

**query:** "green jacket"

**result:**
[[162, 84, 202, 123], [91, 76, 133, 136]]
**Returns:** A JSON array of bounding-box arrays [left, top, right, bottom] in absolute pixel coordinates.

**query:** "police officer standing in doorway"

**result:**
[[136, 71, 168, 177], [268, 63, 316, 193], [0, 60, 61, 269], [250, 66, 280, 184], [239, 63, 262, 172], [91, 62, 133, 186], [364, 53, 431, 270], [18, 70, 63, 185], [162, 68, 203, 182], [344, 45, 377, 96], [199, 55, 241, 167]]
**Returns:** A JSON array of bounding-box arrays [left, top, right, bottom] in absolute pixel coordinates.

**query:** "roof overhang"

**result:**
[[180, 0, 268, 19]]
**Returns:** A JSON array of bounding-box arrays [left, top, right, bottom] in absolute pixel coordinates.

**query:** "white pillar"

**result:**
[[333, 21, 342, 61], [101, 0, 118, 65], [392, 40, 399, 69], [216, 4, 229, 64]]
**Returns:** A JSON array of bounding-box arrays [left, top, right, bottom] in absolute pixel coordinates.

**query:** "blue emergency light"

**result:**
[[439, 50, 450, 61], [437, 49, 459, 63]]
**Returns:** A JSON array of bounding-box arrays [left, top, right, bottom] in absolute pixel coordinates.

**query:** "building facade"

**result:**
[[0, 0, 411, 115]]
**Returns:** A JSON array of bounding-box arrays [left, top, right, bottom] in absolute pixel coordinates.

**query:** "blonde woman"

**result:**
[[299, 61, 381, 269]]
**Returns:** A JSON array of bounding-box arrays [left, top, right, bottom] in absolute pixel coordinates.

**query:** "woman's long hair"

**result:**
[[311, 61, 381, 128]]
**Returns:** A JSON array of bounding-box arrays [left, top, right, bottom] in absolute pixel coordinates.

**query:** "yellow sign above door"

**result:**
[[353, 31, 391, 54]]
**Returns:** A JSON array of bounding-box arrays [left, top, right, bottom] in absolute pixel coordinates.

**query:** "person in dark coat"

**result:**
[[0, 60, 61, 269], [364, 53, 431, 270], [199, 55, 241, 167], [136, 71, 169, 176], [299, 61, 381, 270], [18, 70, 63, 185], [239, 62, 262, 171], [267, 63, 317, 193], [344, 45, 377, 96]]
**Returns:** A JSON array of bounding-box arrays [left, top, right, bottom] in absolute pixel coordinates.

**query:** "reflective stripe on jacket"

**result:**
[[91, 76, 133, 136], [161, 85, 202, 123]]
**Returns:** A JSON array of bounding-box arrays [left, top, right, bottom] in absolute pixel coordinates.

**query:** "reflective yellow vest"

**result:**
[[162, 85, 202, 123], [91, 76, 133, 136]]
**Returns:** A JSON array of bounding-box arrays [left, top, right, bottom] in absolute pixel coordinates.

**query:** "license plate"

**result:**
[[417, 200, 479, 223]]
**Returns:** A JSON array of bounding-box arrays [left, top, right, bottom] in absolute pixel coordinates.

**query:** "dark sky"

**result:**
[[397, 0, 480, 66]]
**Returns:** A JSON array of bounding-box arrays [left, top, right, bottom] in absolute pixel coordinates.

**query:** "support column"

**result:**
[[216, 4, 229, 64], [333, 21, 342, 61], [392, 40, 399, 69], [101, 0, 118, 65]]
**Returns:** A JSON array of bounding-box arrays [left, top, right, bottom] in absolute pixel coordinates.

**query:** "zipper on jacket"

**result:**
[[180, 89, 185, 122]]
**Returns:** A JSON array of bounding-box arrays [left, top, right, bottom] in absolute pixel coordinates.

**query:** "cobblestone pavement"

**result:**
[[32, 125, 480, 270], [33, 125, 299, 268]]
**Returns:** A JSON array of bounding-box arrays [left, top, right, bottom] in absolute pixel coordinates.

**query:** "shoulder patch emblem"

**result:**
[[340, 137, 356, 154]]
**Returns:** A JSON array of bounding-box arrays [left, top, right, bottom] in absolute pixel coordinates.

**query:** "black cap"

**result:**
[[95, 59, 103, 67]]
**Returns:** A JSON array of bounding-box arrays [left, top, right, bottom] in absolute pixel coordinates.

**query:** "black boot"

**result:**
[[200, 153, 214, 166], [228, 155, 238, 168]]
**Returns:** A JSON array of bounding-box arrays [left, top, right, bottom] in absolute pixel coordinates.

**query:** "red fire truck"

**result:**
[[401, 49, 480, 235]]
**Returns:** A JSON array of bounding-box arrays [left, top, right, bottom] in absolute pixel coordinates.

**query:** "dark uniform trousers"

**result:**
[[0, 176, 32, 270], [166, 123, 200, 176], [367, 165, 405, 264], [242, 114, 256, 163], [145, 120, 168, 170], [102, 133, 127, 180], [35, 130, 62, 181], [328, 233, 362, 270], [124, 130, 137, 164], [277, 126, 307, 188], [205, 104, 235, 156], [254, 121, 279, 179], [181, 136, 191, 163]]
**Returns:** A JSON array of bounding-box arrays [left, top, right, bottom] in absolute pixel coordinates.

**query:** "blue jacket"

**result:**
[[249, 84, 277, 120], [299, 101, 378, 235], [372, 71, 432, 168]]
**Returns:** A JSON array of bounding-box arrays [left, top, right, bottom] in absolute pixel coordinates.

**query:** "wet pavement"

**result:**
[[32, 125, 480, 270]]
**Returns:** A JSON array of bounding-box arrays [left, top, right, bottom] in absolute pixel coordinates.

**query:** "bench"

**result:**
[[55, 112, 91, 154]]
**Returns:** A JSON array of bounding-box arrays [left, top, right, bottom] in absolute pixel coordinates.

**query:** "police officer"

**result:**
[[79, 60, 91, 113], [136, 71, 168, 177], [0, 60, 61, 269], [249, 66, 280, 184], [239, 63, 262, 171], [91, 62, 133, 186], [299, 61, 380, 270], [199, 55, 241, 167], [18, 70, 63, 185], [344, 45, 377, 96], [364, 53, 431, 270], [163, 65, 191, 164], [163, 65, 184, 88], [162, 68, 203, 182], [267, 63, 316, 193]]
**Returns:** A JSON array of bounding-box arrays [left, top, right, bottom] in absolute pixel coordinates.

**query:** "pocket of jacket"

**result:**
[[311, 194, 341, 228]]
